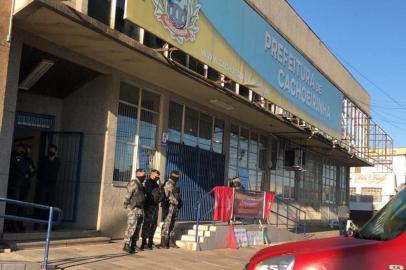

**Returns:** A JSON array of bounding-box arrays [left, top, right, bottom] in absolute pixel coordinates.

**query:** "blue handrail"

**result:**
[[0, 198, 63, 270], [194, 189, 215, 243]]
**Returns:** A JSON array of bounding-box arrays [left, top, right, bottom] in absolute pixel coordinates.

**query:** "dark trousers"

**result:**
[[5, 187, 23, 231], [141, 205, 158, 240], [34, 186, 56, 227]]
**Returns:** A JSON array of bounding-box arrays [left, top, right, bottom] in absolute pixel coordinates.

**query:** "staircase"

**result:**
[[175, 224, 218, 251]]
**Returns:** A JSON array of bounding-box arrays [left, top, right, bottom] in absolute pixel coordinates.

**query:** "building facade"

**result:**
[[0, 0, 392, 237], [350, 148, 406, 223]]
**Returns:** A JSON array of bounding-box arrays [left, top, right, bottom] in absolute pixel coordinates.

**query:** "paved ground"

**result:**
[[0, 241, 262, 270]]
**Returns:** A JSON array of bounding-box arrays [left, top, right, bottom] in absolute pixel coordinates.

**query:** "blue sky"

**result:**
[[287, 0, 406, 147]]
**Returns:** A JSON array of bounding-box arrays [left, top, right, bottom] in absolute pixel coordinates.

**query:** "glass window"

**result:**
[[116, 103, 137, 143], [239, 128, 249, 169], [322, 162, 337, 204], [168, 102, 183, 143], [120, 82, 140, 105], [248, 133, 258, 170], [198, 113, 212, 150], [139, 110, 158, 148], [115, 0, 140, 40], [228, 125, 239, 179], [227, 125, 269, 191], [183, 107, 199, 147], [114, 102, 138, 182], [113, 86, 160, 183], [142, 91, 160, 112], [213, 119, 224, 154], [88, 0, 111, 25], [361, 187, 382, 203]]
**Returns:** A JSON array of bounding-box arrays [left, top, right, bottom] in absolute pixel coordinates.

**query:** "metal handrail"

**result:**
[[194, 189, 215, 243], [273, 196, 307, 234], [0, 198, 63, 270]]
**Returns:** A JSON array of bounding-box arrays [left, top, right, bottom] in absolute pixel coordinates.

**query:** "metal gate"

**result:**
[[165, 142, 225, 220], [45, 132, 83, 222]]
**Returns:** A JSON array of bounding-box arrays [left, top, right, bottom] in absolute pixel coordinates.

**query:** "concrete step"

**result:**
[[180, 235, 204, 242], [186, 229, 211, 237], [175, 240, 197, 251], [192, 225, 216, 231], [15, 236, 111, 250]]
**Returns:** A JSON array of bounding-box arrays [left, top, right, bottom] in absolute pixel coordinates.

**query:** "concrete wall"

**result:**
[[16, 92, 64, 131], [249, 0, 370, 115], [0, 0, 22, 234], [62, 75, 115, 229]]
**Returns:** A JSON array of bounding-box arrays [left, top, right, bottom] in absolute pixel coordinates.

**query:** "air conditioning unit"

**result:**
[[284, 149, 305, 170]]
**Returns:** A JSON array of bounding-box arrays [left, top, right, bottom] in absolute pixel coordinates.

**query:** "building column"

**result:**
[[0, 1, 23, 235]]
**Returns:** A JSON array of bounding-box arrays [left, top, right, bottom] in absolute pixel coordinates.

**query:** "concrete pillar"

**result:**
[[0, 1, 23, 235]]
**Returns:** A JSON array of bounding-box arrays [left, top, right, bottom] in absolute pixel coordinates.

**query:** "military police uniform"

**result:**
[[159, 171, 182, 249], [123, 177, 145, 253]]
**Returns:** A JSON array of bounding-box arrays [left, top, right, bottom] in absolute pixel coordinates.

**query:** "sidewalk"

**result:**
[[0, 241, 262, 270]]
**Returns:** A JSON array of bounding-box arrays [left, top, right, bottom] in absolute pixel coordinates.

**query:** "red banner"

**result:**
[[264, 192, 275, 219], [213, 186, 275, 221], [233, 190, 265, 218], [213, 186, 234, 222]]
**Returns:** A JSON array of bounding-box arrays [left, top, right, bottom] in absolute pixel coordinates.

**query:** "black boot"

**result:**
[[164, 236, 170, 249], [156, 236, 166, 249], [123, 243, 135, 254], [169, 236, 179, 248], [147, 238, 154, 250], [140, 238, 147, 251]]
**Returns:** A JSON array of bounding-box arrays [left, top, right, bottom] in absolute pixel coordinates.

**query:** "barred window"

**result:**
[[361, 187, 382, 203], [167, 101, 225, 154], [322, 162, 337, 204], [228, 125, 267, 192], [113, 83, 160, 183], [350, 187, 357, 202]]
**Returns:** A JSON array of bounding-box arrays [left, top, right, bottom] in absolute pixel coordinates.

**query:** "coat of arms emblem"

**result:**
[[153, 0, 201, 44]]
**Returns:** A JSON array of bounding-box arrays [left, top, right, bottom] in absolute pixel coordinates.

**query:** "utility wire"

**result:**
[[331, 51, 406, 112]]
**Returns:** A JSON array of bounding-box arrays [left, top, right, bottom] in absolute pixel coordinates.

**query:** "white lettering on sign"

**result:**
[[266, 31, 331, 119], [265, 31, 322, 94]]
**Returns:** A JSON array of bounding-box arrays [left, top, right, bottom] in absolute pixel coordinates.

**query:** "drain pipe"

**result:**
[[6, 0, 16, 42]]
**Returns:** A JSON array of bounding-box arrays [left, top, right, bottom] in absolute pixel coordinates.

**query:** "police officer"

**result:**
[[158, 170, 182, 249], [140, 169, 161, 250], [5, 143, 30, 232], [123, 168, 146, 254]]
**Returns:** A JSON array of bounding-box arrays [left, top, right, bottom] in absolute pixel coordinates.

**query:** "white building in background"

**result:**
[[350, 148, 406, 216]]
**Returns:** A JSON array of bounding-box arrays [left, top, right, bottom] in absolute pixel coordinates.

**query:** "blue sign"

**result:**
[[201, 0, 343, 134]]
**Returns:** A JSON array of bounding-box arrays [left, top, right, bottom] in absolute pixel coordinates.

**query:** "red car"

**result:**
[[245, 187, 406, 270]]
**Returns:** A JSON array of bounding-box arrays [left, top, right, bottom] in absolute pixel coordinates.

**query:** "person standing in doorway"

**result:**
[[5, 143, 30, 232], [140, 169, 161, 250], [35, 144, 61, 229], [158, 170, 182, 249], [123, 168, 146, 254]]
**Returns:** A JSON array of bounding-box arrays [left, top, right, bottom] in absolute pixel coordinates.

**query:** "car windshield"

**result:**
[[358, 188, 406, 241]]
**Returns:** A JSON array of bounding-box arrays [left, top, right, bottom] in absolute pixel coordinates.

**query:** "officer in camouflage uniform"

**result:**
[[140, 169, 161, 250], [123, 168, 146, 254], [158, 170, 182, 249]]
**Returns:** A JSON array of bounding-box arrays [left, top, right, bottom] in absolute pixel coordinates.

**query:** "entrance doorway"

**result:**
[[8, 111, 83, 231]]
